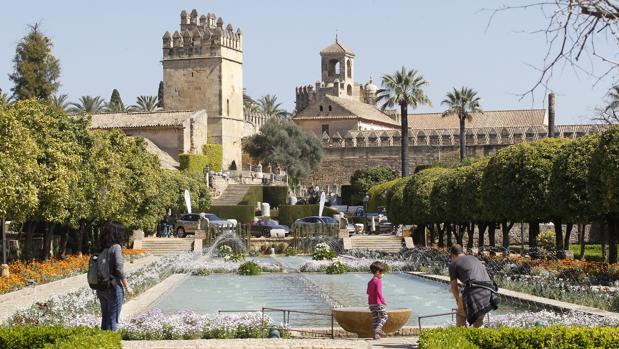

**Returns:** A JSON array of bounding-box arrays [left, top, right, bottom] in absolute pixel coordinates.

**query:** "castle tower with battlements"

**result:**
[[162, 9, 244, 169]]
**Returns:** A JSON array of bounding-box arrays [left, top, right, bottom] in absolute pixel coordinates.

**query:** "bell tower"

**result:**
[[320, 36, 355, 98]]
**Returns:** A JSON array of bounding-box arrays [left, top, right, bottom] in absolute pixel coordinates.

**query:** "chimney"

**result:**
[[548, 92, 556, 138]]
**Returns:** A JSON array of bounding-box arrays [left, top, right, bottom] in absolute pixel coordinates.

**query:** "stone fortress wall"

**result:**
[[307, 124, 608, 189]]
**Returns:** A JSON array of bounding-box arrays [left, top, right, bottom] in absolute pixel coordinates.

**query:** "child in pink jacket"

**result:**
[[367, 261, 388, 339]]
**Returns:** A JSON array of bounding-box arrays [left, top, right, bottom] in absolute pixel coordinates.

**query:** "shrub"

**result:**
[[217, 245, 245, 262], [0, 326, 121, 349], [238, 261, 261, 276], [208, 205, 255, 224], [179, 154, 210, 173], [367, 178, 401, 212], [418, 326, 619, 349], [278, 205, 338, 226], [285, 246, 298, 256], [340, 185, 353, 205], [202, 144, 223, 171], [349, 166, 398, 205], [239, 185, 263, 207], [326, 260, 348, 274], [538, 229, 556, 250], [275, 242, 287, 254], [263, 186, 288, 208], [312, 242, 337, 260]]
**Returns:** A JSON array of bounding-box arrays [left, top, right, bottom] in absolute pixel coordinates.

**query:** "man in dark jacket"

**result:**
[[449, 244, 498, 327]]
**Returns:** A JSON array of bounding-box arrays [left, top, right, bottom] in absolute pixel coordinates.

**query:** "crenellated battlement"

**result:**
[[319, 124, 607, 148], [163, 9, 242, 59], [295, 84, 317, 113]]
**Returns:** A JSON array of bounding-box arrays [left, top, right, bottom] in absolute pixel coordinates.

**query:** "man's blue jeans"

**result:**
[[97, 283, 124, 331]]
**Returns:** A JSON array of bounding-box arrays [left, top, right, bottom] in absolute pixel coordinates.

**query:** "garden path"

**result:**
[[0, 255, 157, 323]]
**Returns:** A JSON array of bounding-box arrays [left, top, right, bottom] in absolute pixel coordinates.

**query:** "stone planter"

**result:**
[[332, 307, 412, 338]]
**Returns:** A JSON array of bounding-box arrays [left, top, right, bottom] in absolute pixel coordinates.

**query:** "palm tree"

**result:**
[[376, 67, 431, 176], [244, 89, 259, 113], [50, 94, 70, 112], [129, 95, 160, 112], [441, 87, 483, 161], [257, 94, 289, 118], [68, 96, 106, 114]]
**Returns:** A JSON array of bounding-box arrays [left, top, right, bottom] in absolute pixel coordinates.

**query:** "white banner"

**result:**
[[184, 189, 192, 213], [318, 191, 326, 217]]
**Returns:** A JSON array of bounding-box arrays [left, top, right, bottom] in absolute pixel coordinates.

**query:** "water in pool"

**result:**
[[150, 268, 528, 327]]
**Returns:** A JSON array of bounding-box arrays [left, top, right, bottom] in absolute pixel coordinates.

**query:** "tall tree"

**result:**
[[0, 89, 12, 106], [244, 89, 259, 113], [256, 94, 288, 118], [441, 87, 483, 161], [107, 89, 125, 112], [376, 67, 431, 176], [9, 24, 60, 101], [243, 118, 323, 182], [595, 86, 619, 124], [68, 96, 106, 114], [129, 95, 160, 112], [157, 81, 164, 109]]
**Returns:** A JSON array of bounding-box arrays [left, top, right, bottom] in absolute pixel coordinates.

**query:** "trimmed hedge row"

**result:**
[[367, 178, 403, 212], [239, 185, 263, 207], [209, 205, 255, 224], [0, 326, 121, 349], [278, 205, 339, 226], [418, 326, 619, 349], [263, 186, 288, 208], [202, 144, 223, 171]]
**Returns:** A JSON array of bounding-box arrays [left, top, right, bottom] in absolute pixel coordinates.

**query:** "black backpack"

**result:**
[[87, 248, 113, 290]]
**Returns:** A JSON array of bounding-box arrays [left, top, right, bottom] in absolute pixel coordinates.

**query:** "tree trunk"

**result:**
[[564, 223, 573, 251], [1, 217, 6, 265], [466, 223, 474, 251], [579, 224, 586, 260], [446, 224, 453, 247], [437, 223, 445, 247], [76, 220, 87, 256], [82, 222, 92, 255], [455, 224, 465, 246], [414, 225, 426, 246], [528, 221, 540, 257], [478, 223, 487, 250], [41, 223, 56, 260], [459, 116, 466, 161], [24, 220, 37, 260], [488, 223, 496, 247], [554, 220, 564, 251], [501, 222, 513, 250], [608, 217, 617, 264], [400, 103, 409, 176], [58, 226, 70, 258]]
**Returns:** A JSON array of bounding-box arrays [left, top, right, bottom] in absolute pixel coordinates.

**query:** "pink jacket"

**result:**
[[367, 276, 386, 305]]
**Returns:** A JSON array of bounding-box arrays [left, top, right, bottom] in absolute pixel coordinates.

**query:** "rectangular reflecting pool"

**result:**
[[150, 269, 532, 327]]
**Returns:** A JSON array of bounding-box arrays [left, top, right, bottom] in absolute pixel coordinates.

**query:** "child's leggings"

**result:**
[[369, 304, 388, 333]]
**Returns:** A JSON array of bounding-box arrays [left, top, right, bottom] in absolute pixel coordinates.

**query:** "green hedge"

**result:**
[[239, 185, 263, 207], [278, 205, 339, 226], [368, 178, 402, 212], [0, 326, 121, 349], [179, 154, 209, 173], [263, 186, 288, 208], [418, 326, 619, 349], [209, 205, 255, 224], [340, 185, 353, 205], [202, 144, 223, 172]]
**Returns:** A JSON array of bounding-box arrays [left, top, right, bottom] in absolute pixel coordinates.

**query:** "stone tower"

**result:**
[[162, 9, 244, 169], [320, 37, 355, 98]]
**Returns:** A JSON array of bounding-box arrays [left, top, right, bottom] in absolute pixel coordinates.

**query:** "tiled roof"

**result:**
[[90, 110, 205, 129], [320, 41, 354, 55], [407, 109, 547, 129], [294, 95, 399, 127]]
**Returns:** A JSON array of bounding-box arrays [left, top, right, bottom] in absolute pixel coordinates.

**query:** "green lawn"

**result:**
[[569, 244, 619, 262]]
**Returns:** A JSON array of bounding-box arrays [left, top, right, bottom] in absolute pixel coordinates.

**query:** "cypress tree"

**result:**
[[108, 89, 125, 112], [9, 23, 61, 100], [157, 81, 164, 109]]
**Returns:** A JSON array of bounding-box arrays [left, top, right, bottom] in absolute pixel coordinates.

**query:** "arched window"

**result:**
[[226, 99, 230, 116], [328, 59, 340, 76], [319, 105, 323, 112], [328, 105, 332, 112], [347, 84, 353, 96], [347, 59, 352, 78]]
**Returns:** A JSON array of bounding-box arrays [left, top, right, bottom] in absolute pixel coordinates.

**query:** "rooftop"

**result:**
[[408, 109, 547, 129], [89, 110, 206, 129]]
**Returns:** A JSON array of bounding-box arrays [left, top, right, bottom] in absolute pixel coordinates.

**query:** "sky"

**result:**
[[0, 0, 616, 124]]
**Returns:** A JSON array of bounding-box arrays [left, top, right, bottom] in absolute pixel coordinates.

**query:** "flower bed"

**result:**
[[486, 310, 619, 328], [174, 258, 282, 275], [299, 258, 409, 273], [0, 249, 150, 295], [418, 326, 619, 349]]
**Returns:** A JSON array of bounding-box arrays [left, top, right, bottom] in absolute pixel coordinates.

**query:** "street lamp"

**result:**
[[363, 194, 370, 234]]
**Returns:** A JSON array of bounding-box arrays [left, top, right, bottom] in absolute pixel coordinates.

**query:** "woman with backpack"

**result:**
[[97, 221, 134, 331]]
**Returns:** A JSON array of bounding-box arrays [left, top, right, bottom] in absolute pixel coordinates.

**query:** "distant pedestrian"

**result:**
[[97, 221, 134, 331], [449, 244, 499, 328], [367, 261, 388, 339]]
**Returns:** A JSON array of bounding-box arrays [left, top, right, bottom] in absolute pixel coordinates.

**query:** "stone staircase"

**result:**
[[344, 235, 404, 253], [211, 184, 255, 206], [141, 238, 194, 256]]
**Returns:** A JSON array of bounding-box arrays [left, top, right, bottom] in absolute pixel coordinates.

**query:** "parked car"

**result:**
[[250, 219, 290, 238], [174, 213, 201, 237], [294, 216, 338, 225], [200, 213, 236, 231]]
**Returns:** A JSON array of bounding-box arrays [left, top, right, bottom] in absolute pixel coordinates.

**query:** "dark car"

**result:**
[[294, 216, 338, 225], [250, 219, 290, 238]]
